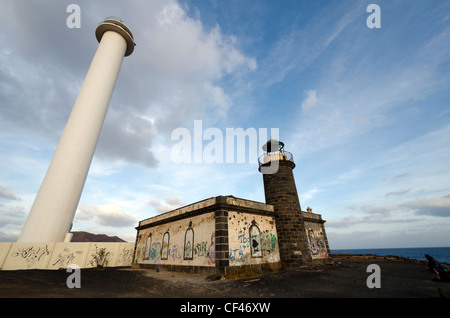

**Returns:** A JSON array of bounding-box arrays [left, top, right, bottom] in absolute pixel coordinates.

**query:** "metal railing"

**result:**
[[258, 151, 294, 168]]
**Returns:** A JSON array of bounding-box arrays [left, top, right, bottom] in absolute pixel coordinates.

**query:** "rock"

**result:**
[[70, 231, 126, 242], [438, 288, 450, 298], [206, 274, 222, 281]]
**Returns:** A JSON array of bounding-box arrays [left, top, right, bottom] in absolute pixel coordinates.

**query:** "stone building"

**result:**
[[133, 138, 331, 274]]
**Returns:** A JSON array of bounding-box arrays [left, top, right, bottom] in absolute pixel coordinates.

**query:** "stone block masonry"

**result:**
[[260, 156, 332, 268], [214, 205, 230, 274]]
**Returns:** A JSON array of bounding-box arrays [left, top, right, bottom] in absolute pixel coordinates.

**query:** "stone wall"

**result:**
[[134, 211, 216, 269], [228, 211, 280, 267], [262, 160, 311, 267], [302, 211, 331, 262], [261, 160, 332, 267], [133, 196, 281, 274]]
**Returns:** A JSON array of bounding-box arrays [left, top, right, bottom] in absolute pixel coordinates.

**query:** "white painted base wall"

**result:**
[[0, 242, 134, 270]]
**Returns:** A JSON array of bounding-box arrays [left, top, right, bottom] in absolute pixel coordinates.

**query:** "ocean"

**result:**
[[331, 247, 450, 264]]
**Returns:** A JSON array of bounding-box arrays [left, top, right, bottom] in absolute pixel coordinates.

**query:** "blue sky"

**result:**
[[1, 0, 449, 249]]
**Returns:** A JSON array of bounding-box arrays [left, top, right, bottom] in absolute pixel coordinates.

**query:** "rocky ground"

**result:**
[[1, 254, 448, 299]]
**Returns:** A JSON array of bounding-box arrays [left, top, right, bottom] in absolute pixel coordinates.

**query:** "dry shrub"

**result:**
[[224, 266, 262, 280], [261, 262, 279, 273]]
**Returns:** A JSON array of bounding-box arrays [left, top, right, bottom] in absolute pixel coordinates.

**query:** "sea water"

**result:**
[[331, 247, 450, 264]]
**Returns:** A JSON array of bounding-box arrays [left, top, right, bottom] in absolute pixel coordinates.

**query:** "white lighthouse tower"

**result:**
[[18, 18, 135, 242]]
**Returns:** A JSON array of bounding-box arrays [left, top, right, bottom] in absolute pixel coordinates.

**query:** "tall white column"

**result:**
[[18, 18, 135, 242]]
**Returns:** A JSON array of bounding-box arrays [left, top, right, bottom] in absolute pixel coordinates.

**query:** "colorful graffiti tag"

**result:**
[[137, 230, 215, 266], [307, 228, 328, 259], [230, 232, 278, 264]]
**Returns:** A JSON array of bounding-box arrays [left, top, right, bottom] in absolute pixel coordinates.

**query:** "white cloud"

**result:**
[[0, 186, 21, 201], [384, 189, 410, 197], [382, 173, 410, 183], [0, 0, 257, 169], [0, 203, 27, 241], [326, 206, 422, 230], [76, 204, 137, 228], [300, 187, 321, 202], [0, 204, 26, 218], [148, 195, 186, 213], [287, 6, 450, 160], [347, 204, 397, 216], [259, 2, 363, 87], [402, 195, 450, 217], [301, 90, 319, 111], [134, 3, 256, 84], [158, 2, 186, 26]]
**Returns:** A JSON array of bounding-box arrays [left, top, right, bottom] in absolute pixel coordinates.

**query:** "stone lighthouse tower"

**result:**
[[258, 138, 331, 268], [18, 18, 135, 242]]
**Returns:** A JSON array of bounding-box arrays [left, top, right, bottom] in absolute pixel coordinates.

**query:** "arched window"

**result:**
[[161, 232, 170, 260], [184, 227, 194, 260], [144, 233, 152, 260], [249, 220, 262, 257]]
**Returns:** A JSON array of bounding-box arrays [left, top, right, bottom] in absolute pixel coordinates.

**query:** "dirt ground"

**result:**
[[1, 254, 449, 299]]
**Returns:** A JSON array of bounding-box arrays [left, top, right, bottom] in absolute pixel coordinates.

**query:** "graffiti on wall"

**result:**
[[161, 232, 170, 260], [169, 244, 183, 262], [230, 230, 278, 264], [52, 247, 81, 268], [249, 224, 261, 257], [184, 227, 194, 260], [229, 233, 248, 263], [11, 245, 51, 268], [1, 242, 134, 270], [194, 241, 208, 257], [204, 232, 215, 265], [137, 229, 215, 265], [144, 234, 152, 260], [307, 228, 328, 259], [149, 242, 161, 261], [254, 232, 278, 254], [117, 246, 134, 266]]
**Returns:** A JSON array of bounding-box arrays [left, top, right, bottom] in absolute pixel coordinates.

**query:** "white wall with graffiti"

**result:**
[[228, 212, 280, 266], [134, 210, 281, 269], [0, 242, 134, 270], [134, 212, 216, 267], [304, 221, 329, 259]]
